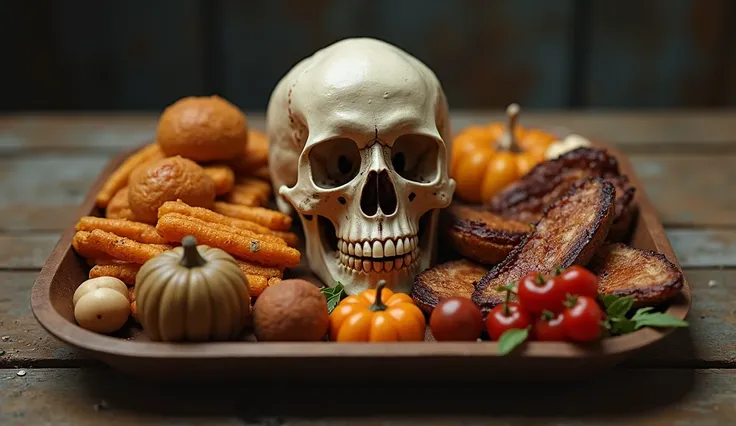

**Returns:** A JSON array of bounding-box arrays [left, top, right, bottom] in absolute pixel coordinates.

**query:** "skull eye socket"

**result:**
[[308, 138, 361, 189], [391, 134, 440, 183]]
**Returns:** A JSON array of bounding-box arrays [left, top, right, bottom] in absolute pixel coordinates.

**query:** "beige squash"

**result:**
[[135, 235, 251, 341]]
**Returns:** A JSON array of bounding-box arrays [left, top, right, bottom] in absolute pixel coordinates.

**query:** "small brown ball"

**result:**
[[157, 95, 248, 162], [253, 279, 329, 342], [128, 156, 215, 223]]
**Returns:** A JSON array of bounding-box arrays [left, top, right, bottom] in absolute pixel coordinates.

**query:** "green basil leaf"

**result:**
[[633, 313, 689, 330], [631, 307, 655, 321], [600, 294, 620, 310], [321, 282, 346, 314], [606, 296, 634, 318], [497, 328, 529, 356], [610, 317, 636, 335]]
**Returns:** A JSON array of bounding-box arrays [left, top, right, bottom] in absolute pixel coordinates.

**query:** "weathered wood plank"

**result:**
[[216, 0, 573, 110], [0, 272, 87, 368], [584, 0, 731, 108], [1, 1, 207, 111], [2, 153, 733, 231], [1, 368, 736, 425], [0, 235, 60, 269], [631, 155, 736, 227], [0, 154, 110, 231], [3, 113, 736, 153], [1, 269, 731, 368]]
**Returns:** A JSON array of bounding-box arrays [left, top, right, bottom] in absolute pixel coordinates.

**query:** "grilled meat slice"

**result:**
[[441, 204, 531, 265], [473, 178, 615, 314], [486, 147, 635, 240], [412, 259, 490, 315], [589, 243, 684, 306]]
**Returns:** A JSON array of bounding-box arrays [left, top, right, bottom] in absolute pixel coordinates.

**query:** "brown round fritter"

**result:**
[[411, 259, 492, 315], [588, 243, 684, 307], [441, 204, 531, 265]]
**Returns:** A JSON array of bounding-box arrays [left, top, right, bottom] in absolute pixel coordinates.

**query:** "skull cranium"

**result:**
[[267, 38, 455, 295]]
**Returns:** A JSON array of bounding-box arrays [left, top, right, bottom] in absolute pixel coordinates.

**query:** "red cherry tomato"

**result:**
[[563, 296, 605, 342], [557, 265, 599, 299], [516, 272, 566, 314], [430, 297, 484, 341], [532, 312, 567, 341], [485, 302, 532, 340]]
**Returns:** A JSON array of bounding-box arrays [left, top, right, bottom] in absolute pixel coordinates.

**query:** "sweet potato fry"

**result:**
[[228, 130, 269, 175], [89, 263, 141, 285], [157, 201, 300, 247], [237, 261, 283, 279], [129, 286, 136, 302], [244, 274, 268, 297], [203, 165, 235, 196], [250, 166, 271, 182], [76, 216, 167, 244], [223, 178, 272, 207], [106, 187, 136, 220], [82, 229, 170, 264], [161, 213, 287, 246], [156, 214, 300, 267], [73, 231, 113, 260], [96, 143, 163, 208], [213, 202, 292, 231], [267, 277, 281, 287]]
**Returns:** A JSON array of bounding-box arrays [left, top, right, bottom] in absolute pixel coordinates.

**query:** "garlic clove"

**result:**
[[73, 276, 128, 307], [74, 288, 131, 334]]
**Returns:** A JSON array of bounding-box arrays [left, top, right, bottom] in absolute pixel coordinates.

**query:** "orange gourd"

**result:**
[[328, 280, 426, 342], [450, 104, 557, 204]]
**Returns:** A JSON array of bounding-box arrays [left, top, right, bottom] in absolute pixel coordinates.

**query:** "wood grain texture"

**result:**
[[3, 113, 736, 154], [2, 269, 730, 368], [1, 368, 736, 425], [630, 155, 736, 226], [0, 0, 207, 110], [585, 0, 732, 108]]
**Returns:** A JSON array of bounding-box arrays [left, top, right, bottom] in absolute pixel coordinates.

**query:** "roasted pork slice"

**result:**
[[486, 147, 636, 241], [411, 259, 490, 314], [441, 204, 531, 265], [472, 177, 615, 313], [589, 243, 684, 306]]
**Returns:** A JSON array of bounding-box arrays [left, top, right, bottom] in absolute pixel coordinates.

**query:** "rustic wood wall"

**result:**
[[2, 0, 734, 111]]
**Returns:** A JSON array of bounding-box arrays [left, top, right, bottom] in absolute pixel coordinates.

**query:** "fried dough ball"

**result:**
[[128, 156, 216, 223], [156, 95, 248, 162]]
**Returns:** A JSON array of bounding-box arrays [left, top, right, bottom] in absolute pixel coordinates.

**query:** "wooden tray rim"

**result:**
[[30, 141, 692, 362]]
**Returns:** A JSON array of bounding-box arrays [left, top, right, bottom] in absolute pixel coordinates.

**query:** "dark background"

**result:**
[[2, 0, 735, 112]]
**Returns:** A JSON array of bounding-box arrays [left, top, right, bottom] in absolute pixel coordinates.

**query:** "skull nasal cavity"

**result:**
[[360, 170, 398, 216]]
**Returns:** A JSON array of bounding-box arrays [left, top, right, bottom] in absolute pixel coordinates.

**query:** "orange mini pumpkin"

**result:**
[[450, 104, 557, 204], [328, 280, 426, 342]]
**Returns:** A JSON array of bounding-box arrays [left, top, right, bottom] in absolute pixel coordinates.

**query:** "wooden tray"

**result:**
[[31, 143, 691, 382]]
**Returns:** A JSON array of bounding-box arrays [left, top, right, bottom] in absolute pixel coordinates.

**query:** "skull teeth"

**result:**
[[338, 235, 417, 259], [337, 248, 420, 272]]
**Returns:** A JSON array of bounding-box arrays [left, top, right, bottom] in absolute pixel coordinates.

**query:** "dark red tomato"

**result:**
[[516, 272, 566, 314], [532, 312, 567, 341], [557, 265, 599, 299], [485, 302, 532, 340], [430, 297, 484, 341], [563, 296, 605, 342]]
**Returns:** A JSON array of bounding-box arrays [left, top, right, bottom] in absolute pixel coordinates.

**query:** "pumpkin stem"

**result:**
[[369, 280, 389, 312], [179, 235, 207, 268], [496, 103, 522, 153]]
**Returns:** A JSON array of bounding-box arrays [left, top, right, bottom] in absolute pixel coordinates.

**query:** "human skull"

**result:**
[[267, 38, 455, 295]]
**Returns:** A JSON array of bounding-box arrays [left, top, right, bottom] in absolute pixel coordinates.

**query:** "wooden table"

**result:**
[[1, 111, 735, 425]]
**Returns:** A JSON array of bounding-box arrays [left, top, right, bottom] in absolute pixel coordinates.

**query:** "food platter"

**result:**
[[31, 137, 691, 382]]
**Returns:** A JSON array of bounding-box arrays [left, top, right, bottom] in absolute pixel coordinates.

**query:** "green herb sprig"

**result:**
[[320, 282, 347, 314]]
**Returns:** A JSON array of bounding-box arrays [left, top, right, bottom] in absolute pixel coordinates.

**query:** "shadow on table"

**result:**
[[76, 364, 698, 422]]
